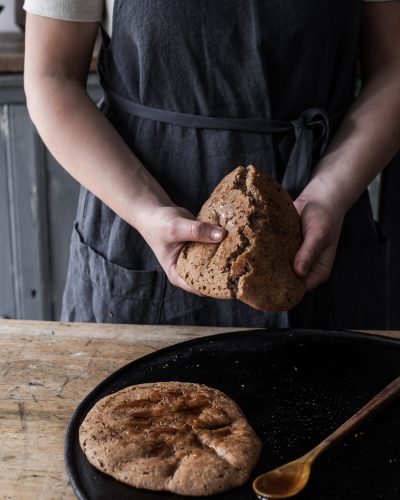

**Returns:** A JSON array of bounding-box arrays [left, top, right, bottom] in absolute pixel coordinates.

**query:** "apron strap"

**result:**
[[103, 88, 341, 198], [103, 88, 293, 133], [282, 107, 331, 197]]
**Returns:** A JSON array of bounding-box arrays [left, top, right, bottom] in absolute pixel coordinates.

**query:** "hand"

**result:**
[[293, 190, 346, 291], [137, 205, 226, 294]]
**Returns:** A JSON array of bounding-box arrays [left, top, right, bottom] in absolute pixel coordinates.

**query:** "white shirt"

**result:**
[[24, 0, 397, 38]]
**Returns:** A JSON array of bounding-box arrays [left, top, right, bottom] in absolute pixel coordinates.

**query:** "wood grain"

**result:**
[[0, 320, 398, 499]]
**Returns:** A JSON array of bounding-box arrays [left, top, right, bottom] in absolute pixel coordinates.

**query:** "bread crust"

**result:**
[[176, 165, 305, 311], [79, 381, 262, 496]]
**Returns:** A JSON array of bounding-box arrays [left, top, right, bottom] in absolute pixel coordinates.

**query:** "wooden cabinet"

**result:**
[[0, 74, 102, 319]]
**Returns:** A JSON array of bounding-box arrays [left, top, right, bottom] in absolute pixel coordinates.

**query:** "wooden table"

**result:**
[[1, 320, 399, 500]]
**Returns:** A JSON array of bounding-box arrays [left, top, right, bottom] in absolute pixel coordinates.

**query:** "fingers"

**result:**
[[170, 218, 226, 244], [147, 207, 226, 295], [294, 227, 326, 278], [302, 247, 336, 291], [168, 264, 204, 296], [145, 207, 225, 295], [294, 228, 337, 291]]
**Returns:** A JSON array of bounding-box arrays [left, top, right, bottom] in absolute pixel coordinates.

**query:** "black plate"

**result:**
[[65, 329, 400, 500]]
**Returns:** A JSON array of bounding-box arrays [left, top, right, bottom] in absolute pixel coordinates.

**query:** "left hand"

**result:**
[[293, 188, 347, 291], [136, 205, 226, 295]]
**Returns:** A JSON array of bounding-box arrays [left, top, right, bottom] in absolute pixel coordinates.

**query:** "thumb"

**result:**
[[174, 218, 226, 243]]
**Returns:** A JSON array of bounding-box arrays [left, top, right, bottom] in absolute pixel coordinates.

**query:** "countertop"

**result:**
[[1, 319, 399, 499]]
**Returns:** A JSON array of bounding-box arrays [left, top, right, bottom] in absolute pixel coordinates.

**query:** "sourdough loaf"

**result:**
[[176, 165, 305, 311], [79, 381, 261, 496]]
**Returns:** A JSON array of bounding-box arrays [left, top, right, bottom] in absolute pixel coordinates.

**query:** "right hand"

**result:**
[[293, 195, 345, 291], [137, 205, 226, 294]]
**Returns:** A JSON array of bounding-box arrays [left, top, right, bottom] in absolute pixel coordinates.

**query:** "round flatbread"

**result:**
[[79, 381, 262, 496], [176, 165, 305, 312]]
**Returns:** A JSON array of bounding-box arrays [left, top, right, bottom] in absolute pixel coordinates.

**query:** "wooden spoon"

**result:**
[[253, 375, 400, 499]]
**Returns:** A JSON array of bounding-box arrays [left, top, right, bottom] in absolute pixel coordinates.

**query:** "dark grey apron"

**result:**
[[61, 0, 388, 329]]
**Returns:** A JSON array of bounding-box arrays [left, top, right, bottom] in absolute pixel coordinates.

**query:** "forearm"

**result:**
[[303, 60, 400, 209], [25, 75, 172, 230]]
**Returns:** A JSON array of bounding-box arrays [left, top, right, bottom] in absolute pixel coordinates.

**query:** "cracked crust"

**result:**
[[79, 381, 262, 496], [176, 165, 305, 312]]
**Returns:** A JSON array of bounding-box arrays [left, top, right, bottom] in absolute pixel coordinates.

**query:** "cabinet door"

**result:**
[[0, 103, 51, 319], [0, 103, 82, 320], [0, 105, 15, 318], [0, 74, 101, 320]]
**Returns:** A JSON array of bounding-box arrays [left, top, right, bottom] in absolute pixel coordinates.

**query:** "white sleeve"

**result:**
[[23, 0, 104, 22]]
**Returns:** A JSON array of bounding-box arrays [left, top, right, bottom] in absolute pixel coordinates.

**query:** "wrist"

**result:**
[[302, 161, 363, 213], [127, 195, 174, 233], [300, 176, 349, 212], [110, 165, 174, 231]]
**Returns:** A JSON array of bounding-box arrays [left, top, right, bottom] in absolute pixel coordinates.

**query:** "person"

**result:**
[[23, 1, 400, 329]]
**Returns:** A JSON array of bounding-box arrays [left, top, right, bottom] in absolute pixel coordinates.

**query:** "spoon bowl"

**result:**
[[253, 455, 312, 499]]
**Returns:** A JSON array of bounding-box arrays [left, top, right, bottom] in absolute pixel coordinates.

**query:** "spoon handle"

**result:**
[[309, 375, 400, 460]]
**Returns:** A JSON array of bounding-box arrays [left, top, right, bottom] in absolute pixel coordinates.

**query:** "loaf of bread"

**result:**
[[79, 382, 262, 496], [176, 165, 305, 312]]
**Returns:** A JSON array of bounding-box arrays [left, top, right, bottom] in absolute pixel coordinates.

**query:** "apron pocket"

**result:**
[[62, 223, 165, 324], [331, 233, 389, 329]]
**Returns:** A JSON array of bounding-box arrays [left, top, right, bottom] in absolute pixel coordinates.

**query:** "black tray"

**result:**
[[65, 329, 400, 500]]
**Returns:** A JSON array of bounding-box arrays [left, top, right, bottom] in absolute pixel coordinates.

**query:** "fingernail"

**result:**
[[211, 228, 224, 241]]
